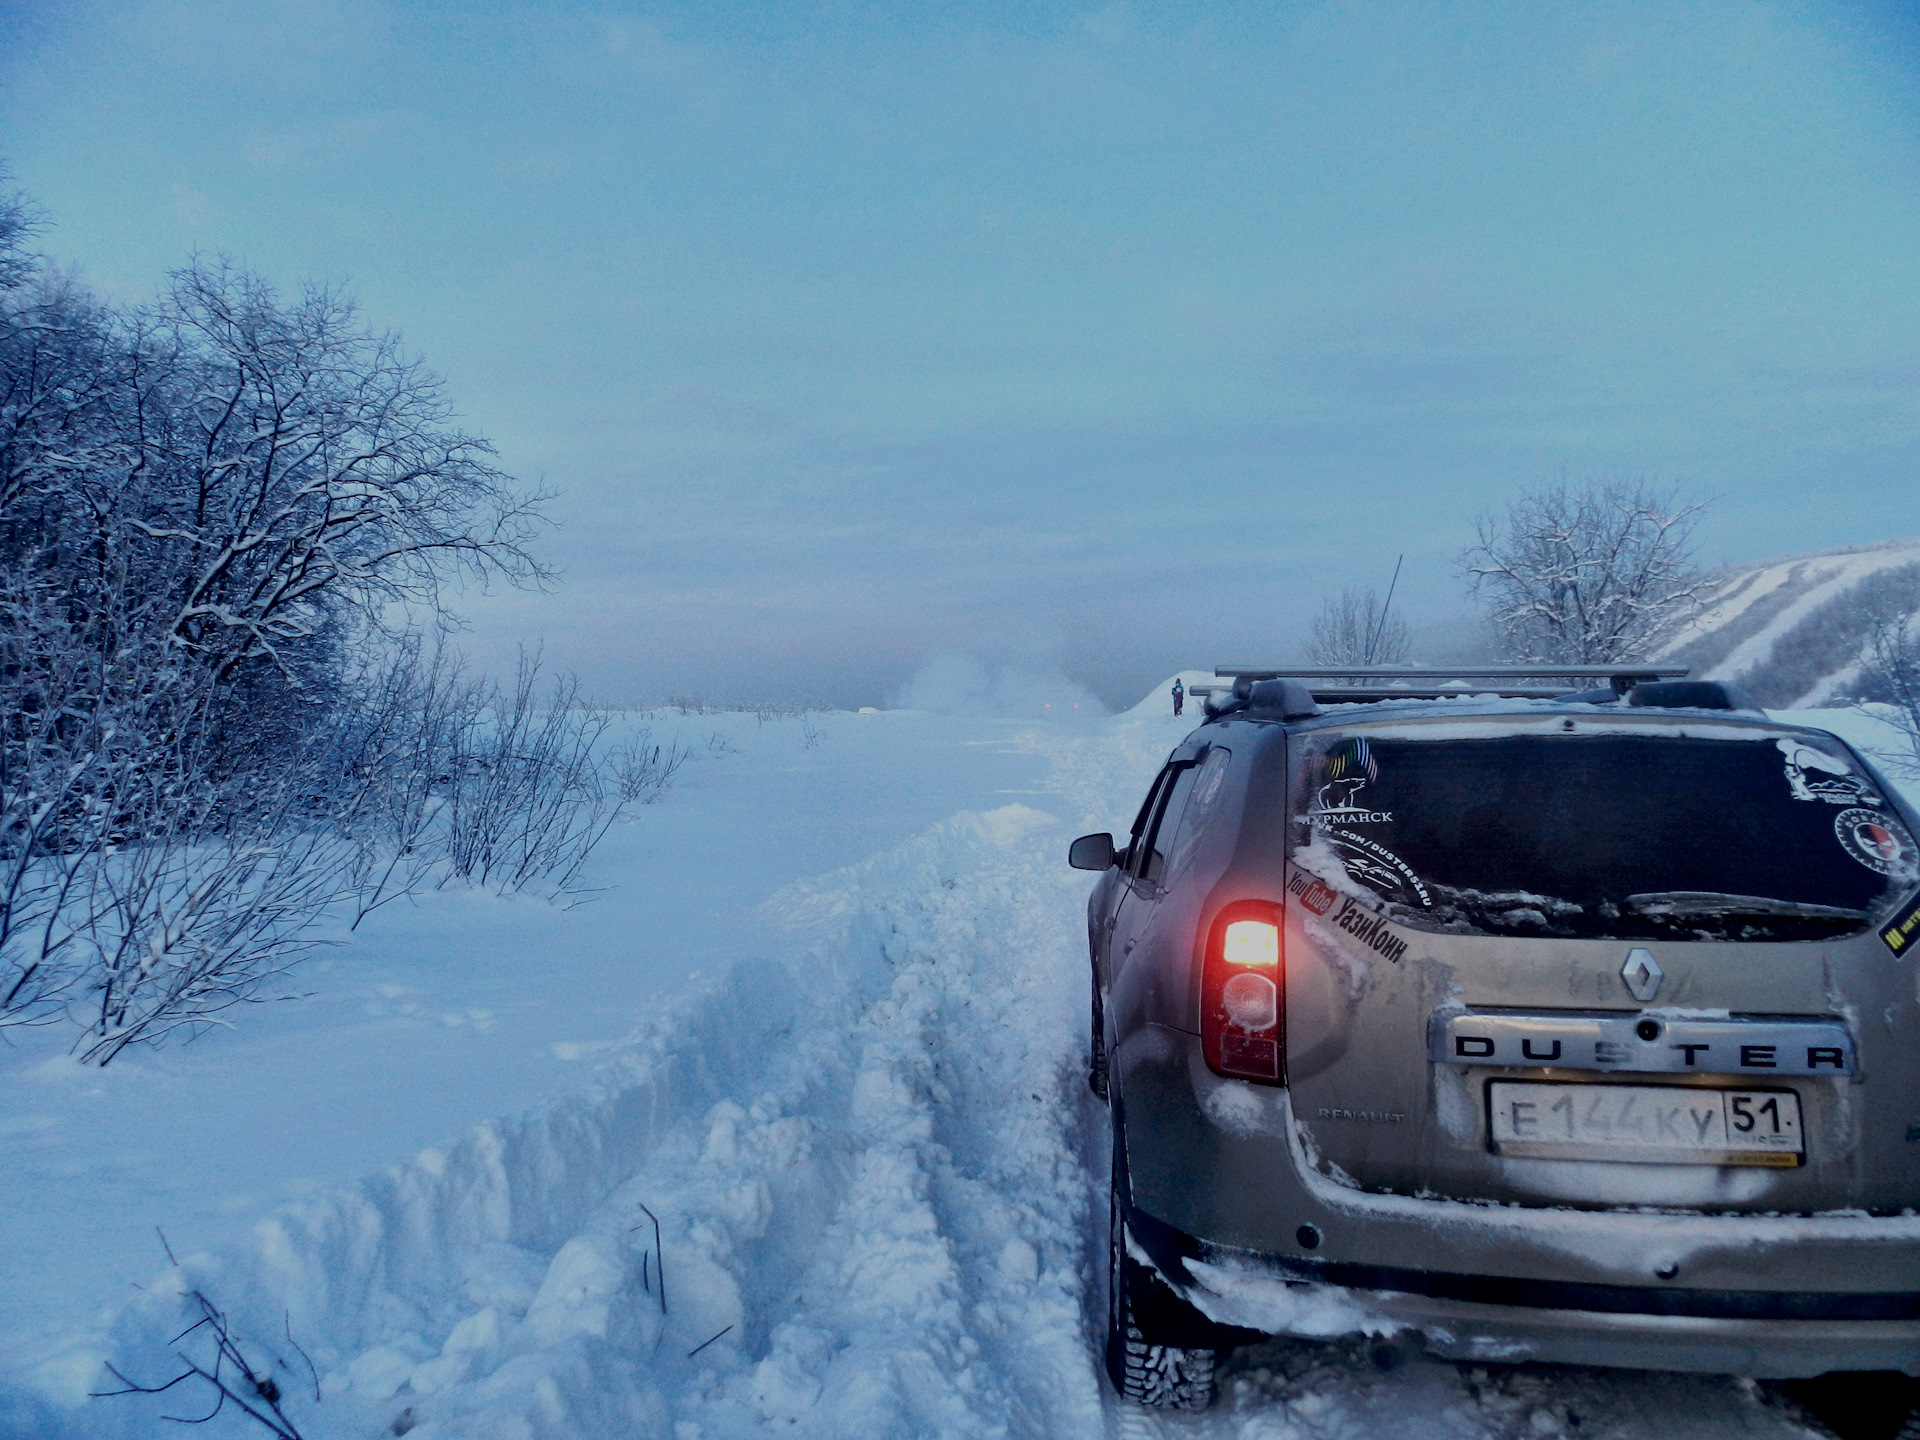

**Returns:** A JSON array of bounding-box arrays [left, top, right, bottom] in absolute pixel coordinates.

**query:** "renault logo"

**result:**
[[1621, 948, 1663, 1003]]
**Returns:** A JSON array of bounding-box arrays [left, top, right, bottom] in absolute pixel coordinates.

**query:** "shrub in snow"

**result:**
[[332, 637, 481, 927], [609, 727, 692, 805], [434, 652, 622, 897], [1306, 585, 1410, 667], [74, 818, 356, 1067], [0, 172, 637, 1058]]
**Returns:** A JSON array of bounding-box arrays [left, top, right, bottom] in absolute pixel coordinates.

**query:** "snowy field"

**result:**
[[2, 690, 1915, 1440]]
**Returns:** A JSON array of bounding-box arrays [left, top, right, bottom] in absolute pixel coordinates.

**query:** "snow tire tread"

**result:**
[[1107, 1180, 1218, 1411], [1115, 1315, 1216, 1410]]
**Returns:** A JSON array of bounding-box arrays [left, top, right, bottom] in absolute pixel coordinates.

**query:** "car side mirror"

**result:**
[[1069, 832, 1117, 870]]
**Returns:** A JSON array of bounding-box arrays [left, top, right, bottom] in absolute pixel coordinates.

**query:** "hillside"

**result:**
[[1654, 538, 1920, 708]]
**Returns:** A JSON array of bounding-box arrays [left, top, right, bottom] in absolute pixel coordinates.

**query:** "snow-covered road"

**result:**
[[7, 698, 1902, 1439]]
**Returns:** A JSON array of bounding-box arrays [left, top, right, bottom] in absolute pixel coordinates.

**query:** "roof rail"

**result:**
[[1209, 664, 1691, 707], [1216, 665, 1691, 680]]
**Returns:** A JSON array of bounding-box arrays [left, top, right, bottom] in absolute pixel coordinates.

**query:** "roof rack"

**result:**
[[1212, 664, 1690, 705]]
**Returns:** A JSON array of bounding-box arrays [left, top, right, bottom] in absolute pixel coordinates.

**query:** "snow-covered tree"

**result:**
[[0, 175, 605, 1058], [141, 260, 551, 683], [1305, 586, 1409, 667], [0, 173, 37, 293], [1459, 479, 1710, 664], [1862, 603, 1920, 778]]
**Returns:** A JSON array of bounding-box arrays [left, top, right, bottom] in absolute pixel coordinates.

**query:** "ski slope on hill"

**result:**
[[1656, 539, 1920, 707], [6, 697, 1910, 1439]]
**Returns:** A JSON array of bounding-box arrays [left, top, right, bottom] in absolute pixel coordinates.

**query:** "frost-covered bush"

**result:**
[[0, 169, 570, 1057], [330, 644, 636, 911], [331, 638, 481, 926], [1305, 585, 1409, 667], [610, 728, 693, 805], [668, 694, 725, 716], [0, 640, 370, 1060], [73, 811, 358, 1066], [436, 653, 622, 897]]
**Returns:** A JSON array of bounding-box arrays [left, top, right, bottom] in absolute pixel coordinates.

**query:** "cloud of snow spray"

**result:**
[[892, 653, 1105, 720]]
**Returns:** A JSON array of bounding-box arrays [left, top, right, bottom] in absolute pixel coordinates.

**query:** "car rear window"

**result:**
[[1289, 729, 1917, 941]]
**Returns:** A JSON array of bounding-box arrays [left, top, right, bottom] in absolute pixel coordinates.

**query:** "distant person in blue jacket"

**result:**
[[1171, 679, 1185, 716]]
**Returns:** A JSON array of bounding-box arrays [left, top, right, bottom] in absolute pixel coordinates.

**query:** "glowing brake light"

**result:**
[[1221, 919, 1279, 968], [1201, 903, 1285, 1084]]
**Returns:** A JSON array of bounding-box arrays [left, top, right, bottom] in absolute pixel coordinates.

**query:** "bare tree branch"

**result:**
[[1862, 604, 1920, 778], [1305, 586, 1409, 668], [92, 1284, 311, 1438], [1457, 476, 1712, 664]]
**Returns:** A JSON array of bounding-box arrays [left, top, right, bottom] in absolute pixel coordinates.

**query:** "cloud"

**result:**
[[9, 0, 1920, 711]]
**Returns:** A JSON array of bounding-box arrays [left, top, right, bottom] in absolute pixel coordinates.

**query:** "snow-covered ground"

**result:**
[[1, 693, 1911, 1439]]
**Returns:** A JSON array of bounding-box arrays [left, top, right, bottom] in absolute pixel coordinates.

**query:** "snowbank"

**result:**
[[28, 797, 1112, 1439], [1125, 670, 1218, 719]]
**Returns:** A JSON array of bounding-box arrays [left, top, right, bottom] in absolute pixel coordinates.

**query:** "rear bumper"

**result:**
[[1117, 1025, 1920, 1376], [1127, 1201, 1920, 1376], [1184, 1254, 1920, 1377]]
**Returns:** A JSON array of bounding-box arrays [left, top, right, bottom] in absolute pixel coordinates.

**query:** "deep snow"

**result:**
[[1, 695, 1911, 1439]]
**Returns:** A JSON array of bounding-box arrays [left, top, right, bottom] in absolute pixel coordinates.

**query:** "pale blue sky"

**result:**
[[4, 0, 1919, 706]]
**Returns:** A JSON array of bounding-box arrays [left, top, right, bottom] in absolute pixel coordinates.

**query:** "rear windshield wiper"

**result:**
[[1623, 892, 1869, 922]]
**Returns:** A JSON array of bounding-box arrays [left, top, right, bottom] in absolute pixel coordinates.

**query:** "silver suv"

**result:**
[[1070, 667, 1920, 1409]]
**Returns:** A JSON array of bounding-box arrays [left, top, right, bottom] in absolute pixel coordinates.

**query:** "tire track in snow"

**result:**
[[350, 800, 1106, 1438], [68, 799, 1112, 1439]]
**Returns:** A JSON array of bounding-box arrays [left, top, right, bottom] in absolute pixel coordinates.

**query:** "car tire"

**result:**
[[1106, 1181, 1217, 1410]]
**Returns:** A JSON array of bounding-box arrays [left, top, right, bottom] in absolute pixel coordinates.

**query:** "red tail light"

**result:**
[[1201, 901, 1284, 1083]]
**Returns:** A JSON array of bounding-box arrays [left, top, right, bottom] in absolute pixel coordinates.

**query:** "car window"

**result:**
[[1125, 767, 1176, 879], [1136, 763, 1200, 887], [1288, 730, 1917, 941], [1164, 747, 1231, 883]]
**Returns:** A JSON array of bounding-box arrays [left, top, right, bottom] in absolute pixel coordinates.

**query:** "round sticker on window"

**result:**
[[1834, 807, 1914, 875]]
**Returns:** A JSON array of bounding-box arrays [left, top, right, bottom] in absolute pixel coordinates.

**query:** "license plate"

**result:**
[[1487, 1082, 1804, 1167]]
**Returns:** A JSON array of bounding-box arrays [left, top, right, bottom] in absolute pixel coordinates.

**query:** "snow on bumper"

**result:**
[[1176, 1248, 1920, 1377]]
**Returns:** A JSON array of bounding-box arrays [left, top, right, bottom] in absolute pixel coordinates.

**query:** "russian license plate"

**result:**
[[1488, 1082, 1804, 1167]]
